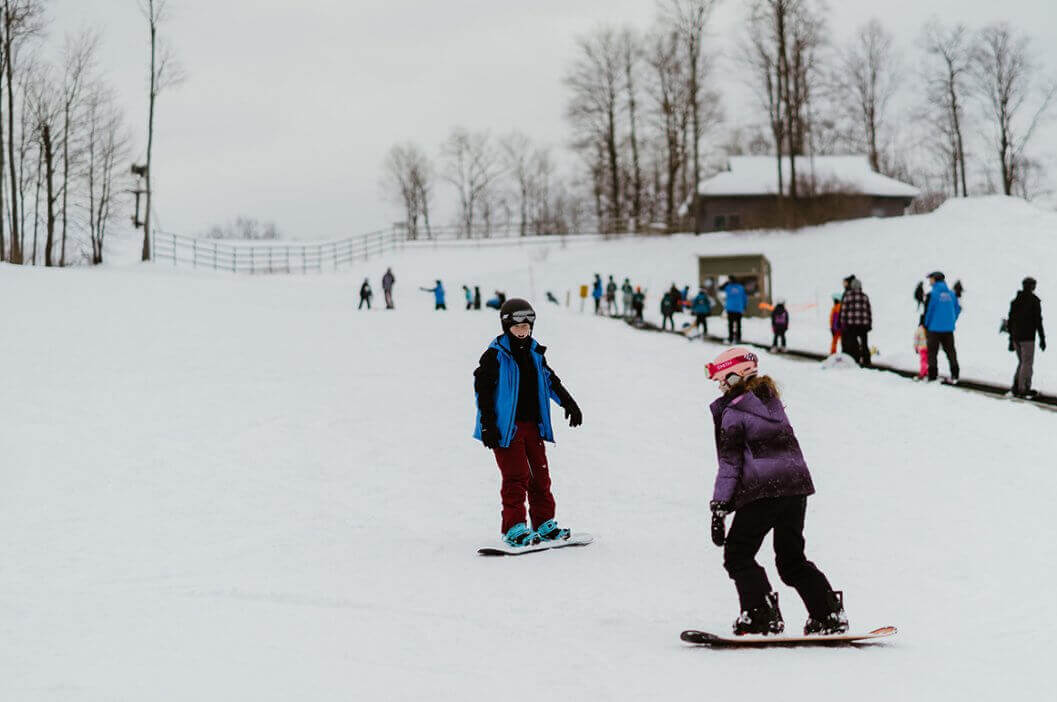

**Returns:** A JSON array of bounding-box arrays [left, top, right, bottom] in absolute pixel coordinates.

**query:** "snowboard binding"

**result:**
[[534, 519, 571, 542], [733, 591, 785, 636], [503, 523, 541, 548], [803, 590, 849, 636]]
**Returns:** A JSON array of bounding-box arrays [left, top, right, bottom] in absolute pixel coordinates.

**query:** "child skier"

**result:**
[[828, 294, 842, 355], [473, 298, 583, 548], [914, 316, 929, 380], [770, 299, 789, 351], [705, 348, 848, 636]]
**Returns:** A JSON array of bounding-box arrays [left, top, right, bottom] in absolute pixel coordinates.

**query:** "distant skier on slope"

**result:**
[[705, 348, 849, 637], [721, 278, 747, 343], [382, 267, 395, 309], [691, 285, 712, 340], [472, 299, 583, 548], [359, 278, 373, 310], [1007, 276, 1046, 398], [420, 280, 446, 310], [923, 271, 960, 382], [770, 299, 789, 352]]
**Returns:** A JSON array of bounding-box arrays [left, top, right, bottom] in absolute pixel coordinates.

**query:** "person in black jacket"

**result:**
[[359, 278, 372, 310], [1008, 277, 1046, 398]]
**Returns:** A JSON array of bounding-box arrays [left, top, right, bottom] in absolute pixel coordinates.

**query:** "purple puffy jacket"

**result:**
[[710, 391, 815, 510]]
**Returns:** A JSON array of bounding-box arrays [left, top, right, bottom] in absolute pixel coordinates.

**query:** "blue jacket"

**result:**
[[592, 279, 603, 300], [724, 283, 747, 314], [691, 292, 712, 315], [924, 282, 961, 332], [429, 283, 445, 305], [473, 336, 562, 448]]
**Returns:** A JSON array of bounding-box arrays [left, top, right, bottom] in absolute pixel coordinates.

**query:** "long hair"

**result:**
[[727, 374, 781, 402]]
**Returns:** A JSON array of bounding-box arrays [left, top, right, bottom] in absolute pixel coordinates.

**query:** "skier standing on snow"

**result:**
[[721, 278, 747, 343], [1007, 276, 1045, 398], [914, 316, 929, 380], [838, 278, 872, 366], [592, 274, 603, 315], [474, 286, 482, 310], [359, 278, 373, 310], [770, 300, 789, 352], [691, 286, 712, 339], [923, 271, 960, 382], [382, 267, 395, 309], [632, 287, 646, 322], [463, 285, 474, 310], [828, 294, 842, 355], [621, 278, 634, 317], [705, 348, 849, 636], [606, 276, 618, 315], [473, 299, 583, 548], [420, 280, 446, 310], [661, 291, 676, 331]]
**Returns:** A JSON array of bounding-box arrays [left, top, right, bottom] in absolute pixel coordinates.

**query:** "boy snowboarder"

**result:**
[[770, 299, 789, 351], [420, 280, 447, 310], [691, 286, 712, 340], [473, 299, 583, 548], [705, 348, 849, 636]]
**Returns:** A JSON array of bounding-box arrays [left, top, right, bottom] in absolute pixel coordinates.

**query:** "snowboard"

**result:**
[[680, 625, 897, 647], [477, 532, 594, 556]]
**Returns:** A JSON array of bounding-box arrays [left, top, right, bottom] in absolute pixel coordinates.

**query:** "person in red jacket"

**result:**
[[828, 294, 842, 355]]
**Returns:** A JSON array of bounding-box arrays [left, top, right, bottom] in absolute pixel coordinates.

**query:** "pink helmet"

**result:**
[[706, 347, 759, 385]]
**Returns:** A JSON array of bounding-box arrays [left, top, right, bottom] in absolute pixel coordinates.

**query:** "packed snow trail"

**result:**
[[1, 263, 1055, 701]]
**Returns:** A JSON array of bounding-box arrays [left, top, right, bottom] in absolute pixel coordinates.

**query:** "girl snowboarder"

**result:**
[[705, 348, 848, 636], [828, 294, 842, 355], [473, 299, 583, 548], [914, 316, 929, 380]]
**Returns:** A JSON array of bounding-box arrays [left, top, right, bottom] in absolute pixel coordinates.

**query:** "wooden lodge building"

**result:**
[[688, 155, 920, 233]]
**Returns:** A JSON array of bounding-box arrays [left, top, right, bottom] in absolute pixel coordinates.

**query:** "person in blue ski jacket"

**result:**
[[591, 274, 603, 315], [923, 272, 961, 381], [722, 279, 747, 343], [691, 286, 712, 340], [420, 280, 447, 310], [473, 298, 583, 548]]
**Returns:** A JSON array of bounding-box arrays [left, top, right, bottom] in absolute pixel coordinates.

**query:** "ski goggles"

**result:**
[[705, 353, 757, 380], [504, 310, 536, 325]]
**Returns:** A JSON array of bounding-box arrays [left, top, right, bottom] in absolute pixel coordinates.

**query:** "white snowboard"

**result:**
[[681, 625, 897, 647], [477, 532, 594, 556]]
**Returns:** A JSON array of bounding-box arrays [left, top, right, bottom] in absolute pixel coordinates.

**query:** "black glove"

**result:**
[[563, 399, 583, 428], [1009, 338, 1015, 352], [709, 500, 731, 548], [1041, 338, 1047, 352], [480, 422, 501, 450]]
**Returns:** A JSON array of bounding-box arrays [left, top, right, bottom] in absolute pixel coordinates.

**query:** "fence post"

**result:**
[[192, 237, 197, 268]]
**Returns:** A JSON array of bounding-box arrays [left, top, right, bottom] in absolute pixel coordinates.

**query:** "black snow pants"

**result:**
[[727, 312, 743, 342], [926, 331, 959, 381], [723, 495, 835, 619]]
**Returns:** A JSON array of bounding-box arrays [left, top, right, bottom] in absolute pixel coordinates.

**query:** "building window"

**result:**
[[714, 215, 726, 230]]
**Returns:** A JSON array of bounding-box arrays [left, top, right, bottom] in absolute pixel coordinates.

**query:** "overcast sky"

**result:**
[[51, 0, 1057, 241]]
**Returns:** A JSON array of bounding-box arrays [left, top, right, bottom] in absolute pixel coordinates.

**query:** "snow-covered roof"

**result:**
[[698, 155, 920, 199]]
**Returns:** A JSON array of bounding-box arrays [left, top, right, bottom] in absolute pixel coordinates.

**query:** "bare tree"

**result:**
[[745, 0, 825, 203], [971, 22, 1056, 196], [499, 130, 532, 236], [646, 29, 688, 228], [83, 83, 128, 264], [3, 0, 45, 263], [838, 19, 898, 172], [565, 27, 623, 232], [922, 19, 972, 197], [381, 142, 433, 240], [26, 62, 59, 266], [660, 0, 718, 231], [619, 28, 644, 230], [440, 127, 501, 237], [58, 29, 98, 266], [139, 0, 184, 261]]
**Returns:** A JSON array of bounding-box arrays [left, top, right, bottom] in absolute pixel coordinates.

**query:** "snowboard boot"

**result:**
[[534, 519, 571, 542], [732, 592, 785, 636], [803, 590, 849, 635], [503, 523, 540, 548]]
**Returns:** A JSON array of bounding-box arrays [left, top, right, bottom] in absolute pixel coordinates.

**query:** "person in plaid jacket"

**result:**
[[839, 279, 872, 366]]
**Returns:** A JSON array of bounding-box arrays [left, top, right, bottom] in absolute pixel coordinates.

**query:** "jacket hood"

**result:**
[[716, 390, 784, 423]]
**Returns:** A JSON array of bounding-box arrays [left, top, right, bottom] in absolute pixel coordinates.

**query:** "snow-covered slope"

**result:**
[[1, 250, 1054, 700]]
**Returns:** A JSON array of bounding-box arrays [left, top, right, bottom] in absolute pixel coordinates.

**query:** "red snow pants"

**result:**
[[493, 422, 556, 534]]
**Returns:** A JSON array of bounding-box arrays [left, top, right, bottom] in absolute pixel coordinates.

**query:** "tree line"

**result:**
[[384, 0, 1056, 236], [0, 0, 181, 267]]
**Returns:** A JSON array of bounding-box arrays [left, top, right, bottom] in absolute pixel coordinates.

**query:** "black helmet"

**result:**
[[500, 298, 535, 333], [928, 271, 945, 282]]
